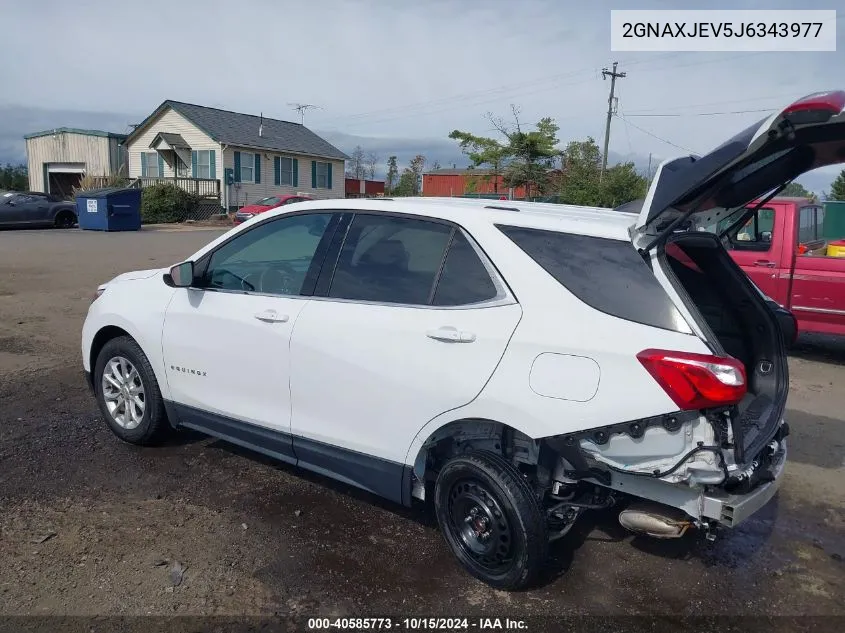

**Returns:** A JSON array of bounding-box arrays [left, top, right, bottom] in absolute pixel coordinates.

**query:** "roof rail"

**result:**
[[484, 205, 520, 212]]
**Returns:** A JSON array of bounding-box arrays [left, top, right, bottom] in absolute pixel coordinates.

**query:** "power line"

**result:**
[[623, 92, 799, 114], [312, 51, 786, 131], [625, 108, 775, 118], [615, 113, 698, 154]]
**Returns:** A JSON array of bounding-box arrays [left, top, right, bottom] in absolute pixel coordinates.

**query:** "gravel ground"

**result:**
[[0, 226, 843, 623]]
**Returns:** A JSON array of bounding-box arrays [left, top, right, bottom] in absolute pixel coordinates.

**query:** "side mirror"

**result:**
[[761, 231, 772, 242], [164, 261, 194, 287]]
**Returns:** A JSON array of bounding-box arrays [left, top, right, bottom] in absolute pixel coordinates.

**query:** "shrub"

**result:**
[[140, 183, 200, 224]]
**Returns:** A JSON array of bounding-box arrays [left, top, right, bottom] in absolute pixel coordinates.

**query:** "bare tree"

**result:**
[[345, 145, 366, 179], [364, 152, 378, 180]]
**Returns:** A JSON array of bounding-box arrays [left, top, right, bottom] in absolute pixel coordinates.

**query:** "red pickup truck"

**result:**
[[714, 196, 845, 338]]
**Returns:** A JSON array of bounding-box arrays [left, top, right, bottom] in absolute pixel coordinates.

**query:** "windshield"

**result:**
[[253, 196, 281, 207]]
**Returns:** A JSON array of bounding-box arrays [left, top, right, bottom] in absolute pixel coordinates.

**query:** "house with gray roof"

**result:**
[[123, 100, 349, 209]]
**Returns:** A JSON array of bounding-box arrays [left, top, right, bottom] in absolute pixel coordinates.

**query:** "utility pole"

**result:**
[[601, 62, 626, 181], [287, 103, 318, 125]]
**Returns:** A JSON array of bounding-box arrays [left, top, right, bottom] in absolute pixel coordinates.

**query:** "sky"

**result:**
[[1, 0, 843, 193]]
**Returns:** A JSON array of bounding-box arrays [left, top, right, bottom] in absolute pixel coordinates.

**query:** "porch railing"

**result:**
[[133, 177, 221, 198]]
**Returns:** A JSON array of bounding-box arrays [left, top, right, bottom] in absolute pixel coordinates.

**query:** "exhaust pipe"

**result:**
[[618, 502, 693, 539]]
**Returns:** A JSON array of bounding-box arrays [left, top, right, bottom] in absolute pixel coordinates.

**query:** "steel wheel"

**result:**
[[447, 479, 514, 574], [434, 451, 548, 590], [101, 355, 146, 430]]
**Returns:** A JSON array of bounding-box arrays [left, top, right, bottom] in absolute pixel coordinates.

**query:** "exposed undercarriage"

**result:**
[[414, 413, 788, 542]]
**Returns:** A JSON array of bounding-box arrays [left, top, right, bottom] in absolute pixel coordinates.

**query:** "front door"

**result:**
[[161, 211, 338, 459], [289, 212, 522, 502], [721, 204, 787, 303]]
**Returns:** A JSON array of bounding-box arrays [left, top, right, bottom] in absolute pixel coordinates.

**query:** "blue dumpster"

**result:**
[[75, 187, 142, 231]]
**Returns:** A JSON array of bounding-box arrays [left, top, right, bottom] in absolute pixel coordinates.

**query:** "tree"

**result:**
[[601, 162, 648, 208], [829, 169, 845, 201], [557, 138, 602, 206], [429, 160, 442, 171], [782, 181, 813, 198], [364, 152, 378, 180], [556, 137, 647, 207], [0, 163, 28, 191], [385, 156, 399, 194], [489, 106, 561, 198], [345, 145, 367, 179], [394, 154, 426, 196], [395, 170, 416, 196], [448, 130, 510, 194]]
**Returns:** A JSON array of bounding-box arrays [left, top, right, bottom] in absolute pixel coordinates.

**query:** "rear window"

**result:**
[[496, 225, 689, 333]]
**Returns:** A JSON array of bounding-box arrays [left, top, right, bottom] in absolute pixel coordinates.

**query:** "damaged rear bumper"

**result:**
[[701, 439, 787, 528]]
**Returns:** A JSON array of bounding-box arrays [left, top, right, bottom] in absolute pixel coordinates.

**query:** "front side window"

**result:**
[[729, 207, 775, 251], [202, 213, 333, 296], [329, 214, 452, 305], [196, 150, 212, 179], [240, 152, 254, 183], [143, 152, 160, 178]]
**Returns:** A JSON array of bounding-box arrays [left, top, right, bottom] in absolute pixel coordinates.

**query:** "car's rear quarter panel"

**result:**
[[405, 222, 714, 463]]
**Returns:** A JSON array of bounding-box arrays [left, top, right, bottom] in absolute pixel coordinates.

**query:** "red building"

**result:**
[[345, 177, 385, 198], [422, 168, 526, 198]]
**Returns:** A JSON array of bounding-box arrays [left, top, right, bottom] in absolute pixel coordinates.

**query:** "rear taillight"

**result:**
[[781, 90, 845, 125], [637, 349, 747, 410]]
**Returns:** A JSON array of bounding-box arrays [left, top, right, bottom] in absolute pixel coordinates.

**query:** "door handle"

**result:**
[[754, 260, 776, 268], [426, 326, 476, 343], [254, 309, 289, 323]]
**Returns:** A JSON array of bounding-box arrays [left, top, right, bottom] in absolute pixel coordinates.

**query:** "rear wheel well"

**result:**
[[411, 419, 543, 501], [90, 326, 132, 375]]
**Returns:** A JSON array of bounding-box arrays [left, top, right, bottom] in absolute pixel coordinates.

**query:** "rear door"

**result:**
[[288, 212, 521, 502], [790, 204, 845, 335]]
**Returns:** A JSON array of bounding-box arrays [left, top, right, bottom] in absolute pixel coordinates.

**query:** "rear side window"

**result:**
[[432, 232, 499, 306], [329, 214, 453, 305], [326, 214, 503, 307], [496, 225, 688, 333]]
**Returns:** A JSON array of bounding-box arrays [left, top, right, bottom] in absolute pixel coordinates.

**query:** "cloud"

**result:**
[[2, 0, 842, 192]]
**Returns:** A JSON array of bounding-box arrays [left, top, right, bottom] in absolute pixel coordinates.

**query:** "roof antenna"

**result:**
[[287, 103, 319, 125], [259, 112, 263, 137]]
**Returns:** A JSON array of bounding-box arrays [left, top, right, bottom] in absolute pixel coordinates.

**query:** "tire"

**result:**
[[93, 335, 170, 445], [434, 450, 548, 590], [54, 210, 77, 229]]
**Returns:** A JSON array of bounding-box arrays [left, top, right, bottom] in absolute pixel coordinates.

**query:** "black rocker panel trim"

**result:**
[[169, 401, 409, 505]]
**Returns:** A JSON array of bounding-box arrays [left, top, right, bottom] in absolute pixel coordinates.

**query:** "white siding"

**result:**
[[25, 133, 114, 191], [222, 146, 345, 207], [125, 108, 221, 179]]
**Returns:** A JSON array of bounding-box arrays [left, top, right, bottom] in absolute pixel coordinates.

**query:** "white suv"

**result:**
[[82, 92, 845, 590]]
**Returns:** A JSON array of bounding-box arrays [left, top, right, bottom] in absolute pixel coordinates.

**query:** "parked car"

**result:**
[[705, 196, 845, 339], [81, 90, 845, 589], [0, 190, 77, 228], [232, 194, 312, 225]]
